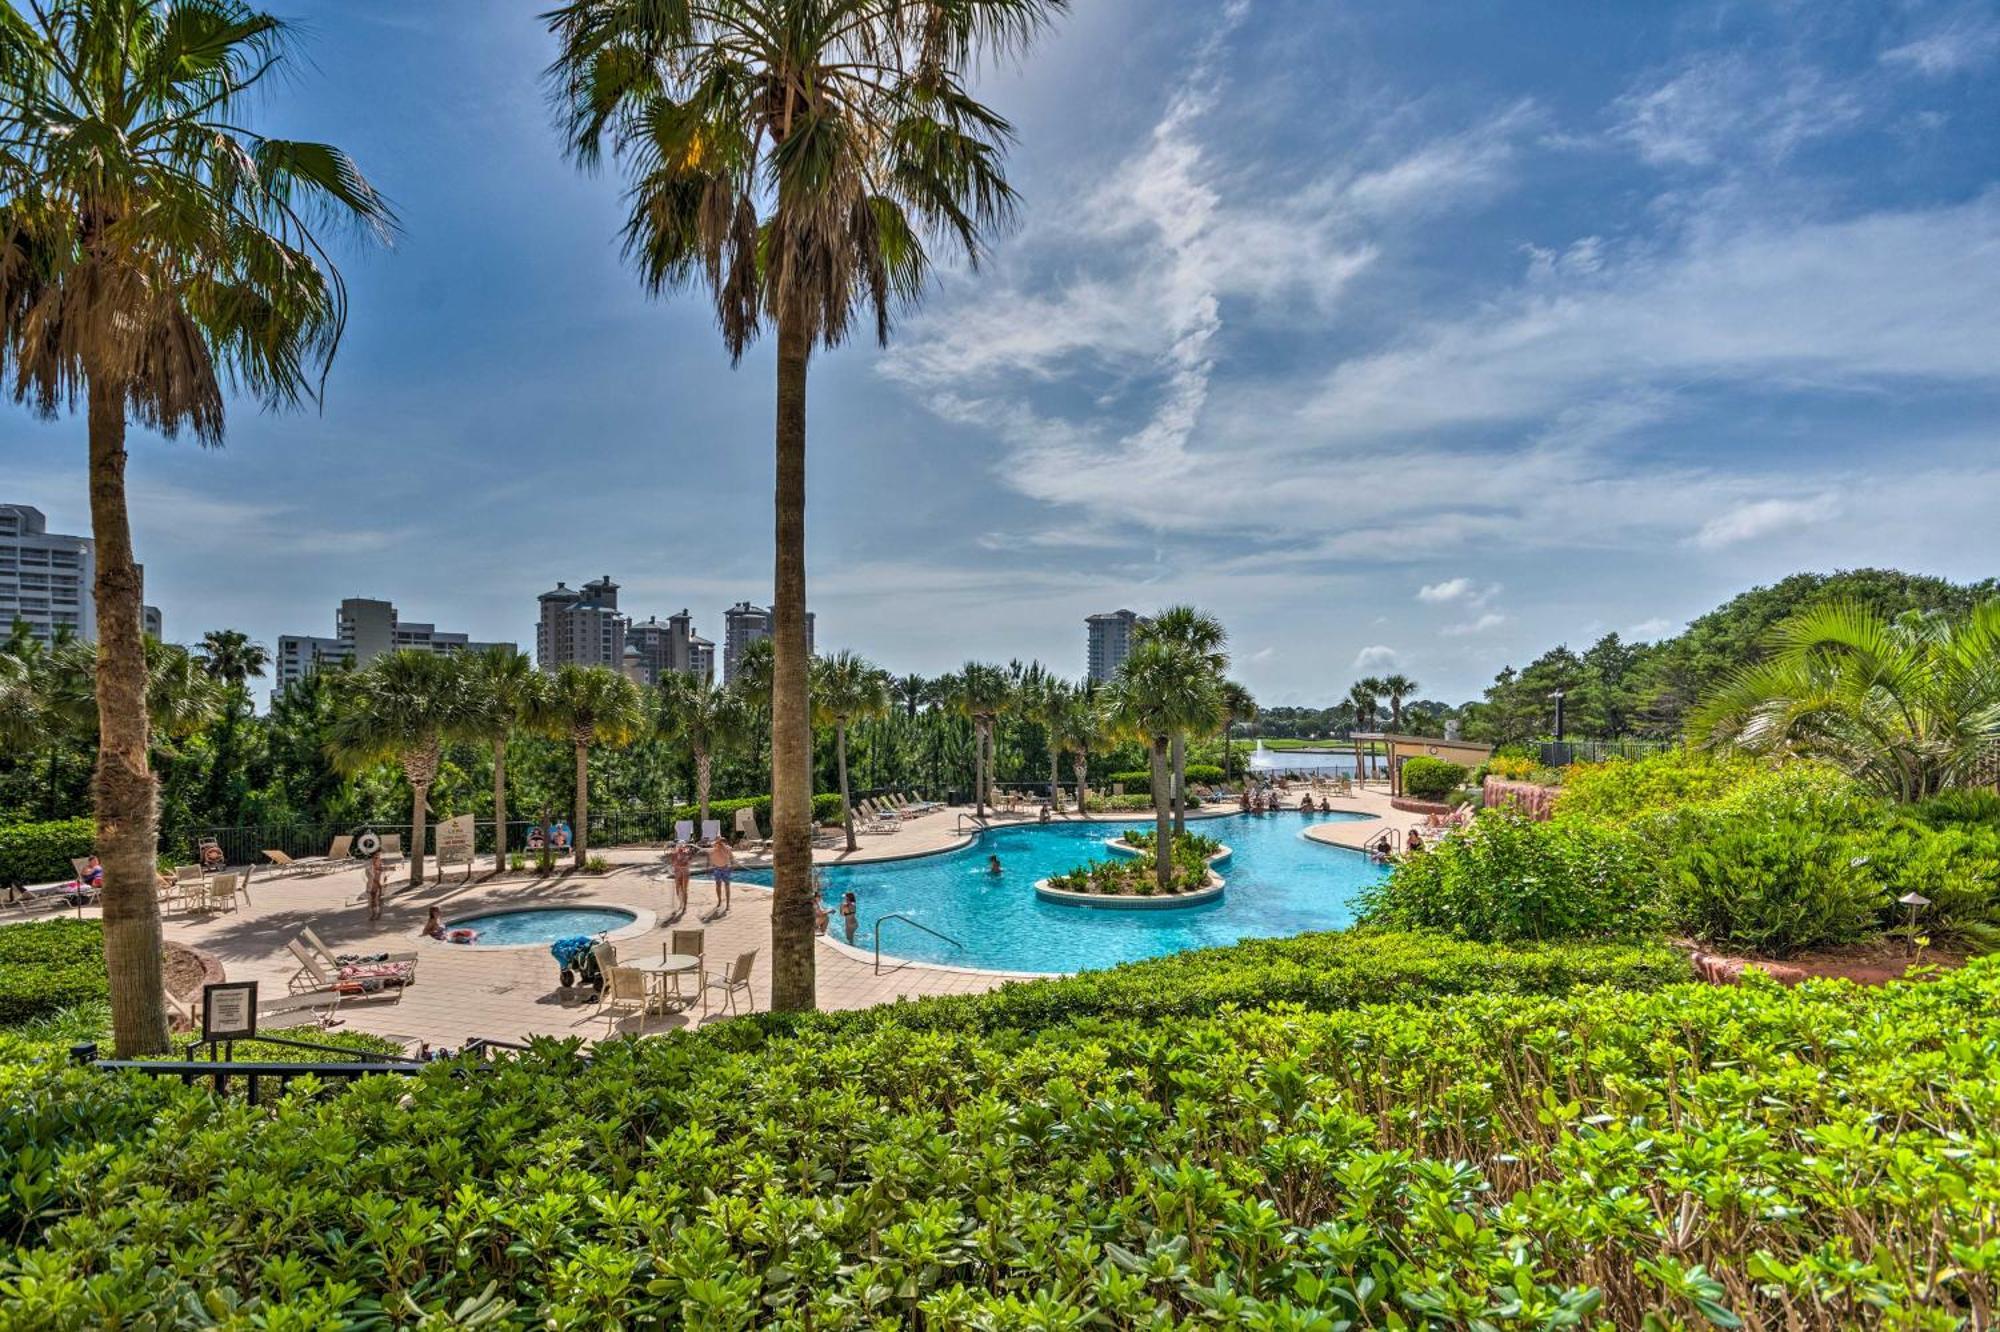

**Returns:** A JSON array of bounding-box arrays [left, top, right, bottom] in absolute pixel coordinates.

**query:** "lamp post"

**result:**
[[1897, 891, 1931, 957], [1549, 689, 1566, 742]]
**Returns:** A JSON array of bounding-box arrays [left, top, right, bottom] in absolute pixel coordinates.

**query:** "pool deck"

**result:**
[[6, 787, 1421, 1052]]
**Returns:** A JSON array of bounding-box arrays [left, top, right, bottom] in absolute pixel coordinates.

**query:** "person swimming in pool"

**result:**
[[987, 855, 1003, 875]]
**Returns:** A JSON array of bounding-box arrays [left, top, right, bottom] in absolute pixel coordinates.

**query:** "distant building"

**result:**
[[536, 576, 626, 672], [0, 502, 161, 645], [276, 596, 514, 691], [722, 600, 814, 682], [624, 608, 716, 686], [1086, 609, 1148, 682]]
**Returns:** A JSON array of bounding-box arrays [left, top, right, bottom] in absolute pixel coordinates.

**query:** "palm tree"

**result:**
[[143, 639, 223, 743], [1, 624, 95, 817], [1690, 601, 2000, 801], [528, 665, 644, 870], [327, 651, 474, 889], [812, 651, 891, 850], [546, 0, 1062, 1012], [1028, 673, 1073, 811], [1349, 680, 1381, 732], [467, 647, 540, 873], [1102, 642, 1221, 893], [894, 673, 927, 719], [1378, 673, 1419, 732], [1050, 681, 1099, 815], [951, 662, 1011, 818], [1218, 679, 1257, 781], [0, 0, 392, 1056], [196, 630, 269, 688], [1135, 607, 1228, 834], [656, 670, 749, 831]]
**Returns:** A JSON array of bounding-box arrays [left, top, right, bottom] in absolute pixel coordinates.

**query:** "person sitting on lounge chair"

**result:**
[[80, 855, 103, 888]]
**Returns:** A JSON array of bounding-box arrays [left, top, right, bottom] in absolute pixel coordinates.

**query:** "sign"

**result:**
[[436, 814, 476, 865], [202, 981, 258, 1041]]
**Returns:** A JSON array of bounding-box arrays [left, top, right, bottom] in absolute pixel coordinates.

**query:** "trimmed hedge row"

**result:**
[[0, 919, 107, 1026], [740, 928, 1688, 1040], [664, 794, 845, 829], [1105, 763, 1225, 788], [0, 818, 94, 888], [4, 951, 1993, 1326]]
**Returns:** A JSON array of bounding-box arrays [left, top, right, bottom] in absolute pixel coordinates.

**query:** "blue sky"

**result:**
[[4, 0, 1998, 708]]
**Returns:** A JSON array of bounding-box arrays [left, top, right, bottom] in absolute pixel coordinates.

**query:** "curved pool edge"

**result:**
[[441, 904, 658, 951], [816, 930, 1061, 980]]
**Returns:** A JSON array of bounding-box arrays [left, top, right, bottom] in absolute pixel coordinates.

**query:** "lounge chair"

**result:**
[[12, 878, 93, 912], [285, 939, 415, 996], [164, 987, 199, 1031], [702, 949, 757, 1017], [378, 833, 405, 863], [262, 850, 305, 877], [673, 820, 694, 847], [699, 819, 722, 846], [733, 806, 770, 850], [299, 925, 418, 976]]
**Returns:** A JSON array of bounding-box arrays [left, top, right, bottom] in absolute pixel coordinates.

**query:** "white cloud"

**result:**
[[1881, 15, 2000, 78], [1353, 644, 1400, 671], [1624, 617, 1674, 641], [1689, 494, 1842, 550], [1609, 54, 1863, 168], [1418, 578, 1501, 606], [1441, 613, 1508, 638]]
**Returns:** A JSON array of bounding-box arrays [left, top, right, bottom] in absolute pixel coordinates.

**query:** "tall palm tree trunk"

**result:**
[[491, 739, 508, 873], [1049, 745, 1062, 812], [695, 748, 712, 828], [768, 316, 816, 1012], [1170, 734, 1187, 835], [973, 719, 987, 817], [1073, 752, 1088, 815], [89, 381, 168, 1057], [572, 738, 590, 870], [1150, 736, 1172, 894], [406, 743, 437, 887], [837, 721, 858, 851]]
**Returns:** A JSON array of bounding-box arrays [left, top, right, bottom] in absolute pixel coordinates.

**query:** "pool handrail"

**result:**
[[873, 913, 966, 974]]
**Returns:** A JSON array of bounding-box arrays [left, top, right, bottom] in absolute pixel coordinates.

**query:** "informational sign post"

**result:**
[[436, 813, 477, 883], [201, 981, 258, 1042]]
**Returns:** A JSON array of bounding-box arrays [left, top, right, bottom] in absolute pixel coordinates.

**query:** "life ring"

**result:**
[[356, 830, 382, 857]]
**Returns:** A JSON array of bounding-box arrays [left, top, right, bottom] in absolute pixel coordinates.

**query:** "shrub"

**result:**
[[1484, 754, 1539, 781], [11, 950, 1999, 1328], [1115, 828, 1222, 859], [1553, 749, 1762, 822], [0, 919, 107, 1027], [662, 793, 844, 831], [1661, 815, 1882, 956], [1104, 763, 1223, 788], [1358, 810, 1657, 942], [0, 818, 94, 887], [1045, 834, 1213, 895], [1398, 755, 1466, 800], [1082, 794, 1168, 812], [1906, 787, 2000, 829]]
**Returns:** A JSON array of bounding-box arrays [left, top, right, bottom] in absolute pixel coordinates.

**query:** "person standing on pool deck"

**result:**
[[365, 849, 386, 923], [709, 835, 734, 913], [669, 840, 692, 917], [839, 891, 858, 945]]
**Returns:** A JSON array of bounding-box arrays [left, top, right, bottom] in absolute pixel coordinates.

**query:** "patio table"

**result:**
[[632, 954, 702, 1013]]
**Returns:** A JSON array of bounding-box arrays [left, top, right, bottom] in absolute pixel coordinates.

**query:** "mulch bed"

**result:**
[[1685, 936, 1968, 987]]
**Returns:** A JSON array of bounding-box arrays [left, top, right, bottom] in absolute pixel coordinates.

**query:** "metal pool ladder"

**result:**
[[873, 914, 966, 973]]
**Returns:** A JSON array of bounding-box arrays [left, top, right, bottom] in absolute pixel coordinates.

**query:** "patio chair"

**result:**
[[285, 939, 414, 997], [702, 949, 757, 1018], [205, 872, 241, 914], [601, 965, 649, 1029], [300, 926, 418, 978], [673, 820, 694, 847], [667, 928, 706, 1002], [699, 819, 722, 845], [166, 864, 204, 911]]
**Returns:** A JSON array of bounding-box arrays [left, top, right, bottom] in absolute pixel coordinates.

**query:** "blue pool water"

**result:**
[[742, 811, 1386, 973], [446, 906, 637, 946]]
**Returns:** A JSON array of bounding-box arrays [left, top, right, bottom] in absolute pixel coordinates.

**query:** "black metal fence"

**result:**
[[1538, 738, 1678, 767]]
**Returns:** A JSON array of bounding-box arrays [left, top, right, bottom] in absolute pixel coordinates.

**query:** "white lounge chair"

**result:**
[[733, 806, 769, 850], [285, 939, 414, 997], [673, 820, 695, 847], [700, 819, 722, 845], [300, 926, 417, 978]]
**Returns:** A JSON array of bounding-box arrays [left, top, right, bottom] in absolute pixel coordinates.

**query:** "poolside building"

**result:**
[[0, 502, 162, 645], [276, 596, 515, 690], [624, 609, 716, 686], [537, 576, 627, 672], [722, 601, 814, 682], [1086, 609, 1148, 682]]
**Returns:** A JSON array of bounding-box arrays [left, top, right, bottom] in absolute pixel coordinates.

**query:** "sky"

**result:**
[[4, 0, 1999, 709]]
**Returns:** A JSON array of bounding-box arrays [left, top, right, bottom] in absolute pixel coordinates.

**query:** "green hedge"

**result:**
[[745, 929, 1688, 1039], [1105, 763, 1224, 787], [662, 794, 844, 829], [1398, 754, 1466, 800], [0, 919, 107, 1026], [0, 818, 94, 887], [6, 948, 1995, 1326]]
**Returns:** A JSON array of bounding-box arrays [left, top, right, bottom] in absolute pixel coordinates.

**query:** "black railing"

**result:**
[[74, 1034, 584, 1103], [873, 913, 965, 973]]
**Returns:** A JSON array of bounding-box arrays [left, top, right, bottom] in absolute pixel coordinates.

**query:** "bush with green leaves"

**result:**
[[4, 950, 1995, 1327], [0, 818, 93, 888], [1661, 815, 1883, 957], [1358, 810, 1657, 942], [1082, 793, 1201, 812], [0, 919, 107, 1027], [1114, 828, 1222, 859], [1045, 838, 1213, 896], [1397, 755, 1466, 800], [1104, 763, 1224, 788]]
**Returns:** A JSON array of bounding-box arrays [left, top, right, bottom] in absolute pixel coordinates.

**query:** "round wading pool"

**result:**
[[445, 906, 639, 947]]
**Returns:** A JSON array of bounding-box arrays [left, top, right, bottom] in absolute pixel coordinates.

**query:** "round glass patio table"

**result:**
[[632, 955, 701, 1012]]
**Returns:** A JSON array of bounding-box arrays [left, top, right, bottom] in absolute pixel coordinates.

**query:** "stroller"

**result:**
[[551, 934, 608, 993]]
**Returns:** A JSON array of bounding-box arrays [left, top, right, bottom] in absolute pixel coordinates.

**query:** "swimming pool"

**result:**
[[446, 905, 638, 947], [742, 811, 1385, 973]]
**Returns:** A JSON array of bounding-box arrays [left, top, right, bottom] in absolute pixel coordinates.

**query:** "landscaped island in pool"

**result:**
[[742, 811, 1386, 973]]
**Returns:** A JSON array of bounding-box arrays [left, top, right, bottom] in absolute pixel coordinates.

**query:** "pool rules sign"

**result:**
[[437, 814, 476, 867], [202, 981, 257, 1041]]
